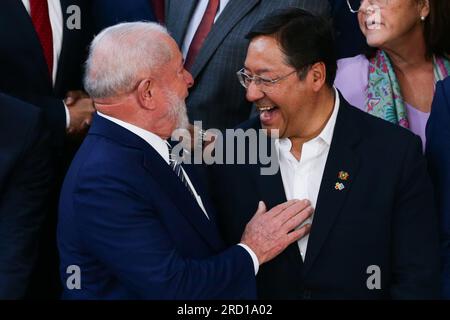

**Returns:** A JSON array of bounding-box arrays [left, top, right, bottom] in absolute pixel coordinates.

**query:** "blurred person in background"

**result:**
[[0, 93, 53, 299], [91, 0, 164, 33], [0, 0, 95, 298], [335, 0, 450, 151]]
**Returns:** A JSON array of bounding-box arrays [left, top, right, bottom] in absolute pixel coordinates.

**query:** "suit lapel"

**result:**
[[190, 0, 260, 78], [254, 136, 286, 210], [167, 0, 198, 46], [142, 150, 224, 251], [252, 124, 305, 268], [6, 0, 52, 86], [302, 97, 362, 276], [183, 162, 219, 227]]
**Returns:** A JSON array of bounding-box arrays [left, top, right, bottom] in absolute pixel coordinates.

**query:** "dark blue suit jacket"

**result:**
[[208, 93, 440, 299], [0, 93, 53, 299], [426, 77, 450, 299], [91, 0, 156, 34], [58, 114, 256, 299]]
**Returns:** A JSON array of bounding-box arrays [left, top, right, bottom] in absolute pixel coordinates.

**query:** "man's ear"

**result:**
[[309, 62, 327, 92], [137, 78, 157, 110]]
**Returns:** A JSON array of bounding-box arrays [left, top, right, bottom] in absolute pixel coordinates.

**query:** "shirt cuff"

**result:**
[[238, 243, 259, 275], [63, 101, 70, 129]]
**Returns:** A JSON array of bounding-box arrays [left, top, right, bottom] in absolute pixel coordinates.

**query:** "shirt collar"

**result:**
[[318, 86, 340, 146], [277, 86, 340, 151], [97, 112, 170, 164]]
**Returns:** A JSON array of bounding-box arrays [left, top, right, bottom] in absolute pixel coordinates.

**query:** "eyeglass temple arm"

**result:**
[[346, 0, 359, 13]]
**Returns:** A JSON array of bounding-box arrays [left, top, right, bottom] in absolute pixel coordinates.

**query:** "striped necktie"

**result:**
[[184, 0, 220, 71], [168, 144, 196, 197]]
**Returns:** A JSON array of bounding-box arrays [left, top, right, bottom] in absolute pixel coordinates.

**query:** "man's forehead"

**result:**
[[162, 34, 179, 52], [245, 36, 285, 73], [248, 35, 279, 51], [160, 35, 184, 65]]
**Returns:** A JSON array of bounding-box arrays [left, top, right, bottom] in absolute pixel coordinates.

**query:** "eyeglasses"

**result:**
[[346, 0, 390, 13], [236, 68, 297, 93]]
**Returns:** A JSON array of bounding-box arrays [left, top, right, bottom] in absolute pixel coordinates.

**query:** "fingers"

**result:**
[[286, 224, 311, 244], [65, 90, 82, 106], [68, 99, 95, 114], [65, 98, 74, 106], [66, 101, 95, 136], [263, 224, 312, 263], [276, 199, 311, 222], [268, 199, 302, 217], [280, 204, 313, 232], [254, 201, 267, 217], [65, 90, 90, 106]]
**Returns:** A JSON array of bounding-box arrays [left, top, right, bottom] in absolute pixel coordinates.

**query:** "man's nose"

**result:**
[[183, 69, 194, 88], [360, 0, 375, 13], [245, 81, 265, 102]]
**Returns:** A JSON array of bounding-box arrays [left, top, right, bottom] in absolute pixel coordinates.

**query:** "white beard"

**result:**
[[166, 90, 189, 130]]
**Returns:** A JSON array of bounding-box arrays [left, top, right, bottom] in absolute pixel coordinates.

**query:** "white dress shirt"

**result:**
[[96, 112, 259, 274], [181, 0, 231, 59], [22, 0, 71, 128], [276, 88, 340, 261]]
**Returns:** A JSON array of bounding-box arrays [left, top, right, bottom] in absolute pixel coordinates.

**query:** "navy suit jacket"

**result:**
[[0, 0, 93, 148], [426, 77, 450, 299], [0, 93, 53, 299], [91, 0, 156, 34], [208, 93, 440, 299], [58, 114, 256, 299]]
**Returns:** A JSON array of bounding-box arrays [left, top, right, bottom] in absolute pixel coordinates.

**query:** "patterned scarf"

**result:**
[[366, 50, 450, 128]]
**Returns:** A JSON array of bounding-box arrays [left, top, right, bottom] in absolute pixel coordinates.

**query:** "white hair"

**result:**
[[84, 22, 173, 99]]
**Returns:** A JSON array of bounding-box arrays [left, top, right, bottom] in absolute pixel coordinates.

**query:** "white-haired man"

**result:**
[[57, 22, 312, 299]]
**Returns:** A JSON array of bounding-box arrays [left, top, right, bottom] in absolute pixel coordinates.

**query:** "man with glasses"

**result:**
[[165, 0, 330, 130], [207, 8, 440, 299]]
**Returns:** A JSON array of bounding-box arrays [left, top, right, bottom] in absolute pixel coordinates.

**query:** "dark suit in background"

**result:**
[[0, 93, 53, 299], [209, 96, 440, 299], [91, 0, 157, 33], [165, 0, 330, 130], [426, 76, 450, 299], [0, 0, 94, 298], [329, 0, 367, 59], [0, 0, 93, 149]]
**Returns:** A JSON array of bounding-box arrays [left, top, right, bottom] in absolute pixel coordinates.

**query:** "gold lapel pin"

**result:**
[[338, 171, 349, 181]]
